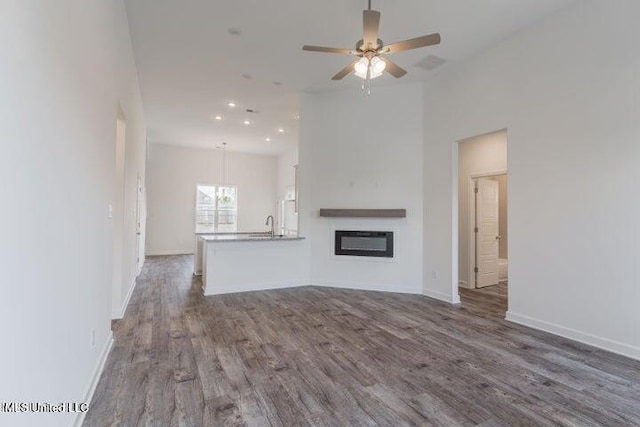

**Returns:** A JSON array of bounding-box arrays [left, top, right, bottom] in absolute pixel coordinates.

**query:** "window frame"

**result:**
[[195, 184, 238, 233]]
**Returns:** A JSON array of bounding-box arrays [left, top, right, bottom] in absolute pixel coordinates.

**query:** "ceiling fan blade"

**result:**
[[332, 59, 359, 80], [382, 33, 441, 54], [381, 57, 407, 78], [303, 45, 355, 55], [363, 10, 381, 50]]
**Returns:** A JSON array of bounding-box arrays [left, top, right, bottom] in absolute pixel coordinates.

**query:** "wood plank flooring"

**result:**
[[84, 255, 640, 426]]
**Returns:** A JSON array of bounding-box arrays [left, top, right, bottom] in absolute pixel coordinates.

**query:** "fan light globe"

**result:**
[[371, 57, 386, 74], [354, 58, 369, 74]]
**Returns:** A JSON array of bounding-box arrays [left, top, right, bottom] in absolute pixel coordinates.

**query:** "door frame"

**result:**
[[113, 105, 127, 318], [135, 174, 144, 275], [468, 171, 507, 288]]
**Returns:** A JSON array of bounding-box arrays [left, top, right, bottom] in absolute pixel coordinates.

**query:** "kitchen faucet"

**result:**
[[265, 215, 275, 238]]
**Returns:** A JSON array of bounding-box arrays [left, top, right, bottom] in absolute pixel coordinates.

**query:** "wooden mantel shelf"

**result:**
[[319, 209, 407, 218]]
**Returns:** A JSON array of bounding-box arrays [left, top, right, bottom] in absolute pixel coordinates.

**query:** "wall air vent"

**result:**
[[414, 54, 447, 71]]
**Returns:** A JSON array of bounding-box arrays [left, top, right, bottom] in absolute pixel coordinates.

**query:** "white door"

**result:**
[[476, 178, 500, 288]]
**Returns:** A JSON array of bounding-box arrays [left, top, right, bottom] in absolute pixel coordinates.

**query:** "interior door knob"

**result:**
[[495, 235, 501, 240]]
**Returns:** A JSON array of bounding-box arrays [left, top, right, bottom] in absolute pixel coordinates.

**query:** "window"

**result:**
[[195, 185, 237, 232]]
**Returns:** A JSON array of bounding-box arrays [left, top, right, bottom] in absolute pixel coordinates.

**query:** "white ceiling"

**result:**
[[125, 0, 575, 155]]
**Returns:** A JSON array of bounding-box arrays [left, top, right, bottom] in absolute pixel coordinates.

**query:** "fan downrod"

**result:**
[[356, 38, 383, 53]]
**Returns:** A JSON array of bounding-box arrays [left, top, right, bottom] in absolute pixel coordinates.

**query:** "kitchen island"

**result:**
[[200, 234, 308, 295], [193, 231, 271, 275]]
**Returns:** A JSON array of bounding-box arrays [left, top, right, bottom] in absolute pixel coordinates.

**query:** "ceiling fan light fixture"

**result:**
[[302, 0, 441, 89], [354, 57, 383, 80]]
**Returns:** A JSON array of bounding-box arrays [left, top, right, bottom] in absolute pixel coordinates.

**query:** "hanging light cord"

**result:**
[[222, 142, 226, 187]]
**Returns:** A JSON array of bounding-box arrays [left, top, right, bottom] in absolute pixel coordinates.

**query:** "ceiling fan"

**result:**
[[302, 0, 441, 93]]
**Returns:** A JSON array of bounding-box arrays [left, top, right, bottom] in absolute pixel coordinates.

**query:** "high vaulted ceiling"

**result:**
[[125, 0, 575, 155]]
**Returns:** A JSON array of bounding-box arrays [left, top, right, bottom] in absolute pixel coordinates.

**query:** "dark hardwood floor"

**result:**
[[84, 255, 640, 426], [458, 282, 508, 320]]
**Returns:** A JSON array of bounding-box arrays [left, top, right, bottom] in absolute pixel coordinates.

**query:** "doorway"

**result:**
[[112, 107, 127, 319], [456, 130, 508, 316]]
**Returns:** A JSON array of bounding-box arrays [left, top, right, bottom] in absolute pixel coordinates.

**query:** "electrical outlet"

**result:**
[[91, 329, 96, 347], [432, 270, 438, 279], [108, 204, 113, 219]]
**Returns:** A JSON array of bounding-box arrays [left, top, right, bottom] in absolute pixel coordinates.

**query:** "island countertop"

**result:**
[[195, 230, 270, 236], [200, 234, 305, 243]]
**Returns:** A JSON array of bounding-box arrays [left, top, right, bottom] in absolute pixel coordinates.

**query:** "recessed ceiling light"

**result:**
[[242, 74, 253, 80], [214, 115, 223, 120], [278, 128, 284, 133], [273, 81, 282, 86], [243, 120, 251, 125], [227, 28, 242, 36], [294, 114, 300, 120], [265, 137, 271, 142], [228, 101, 236, 108]]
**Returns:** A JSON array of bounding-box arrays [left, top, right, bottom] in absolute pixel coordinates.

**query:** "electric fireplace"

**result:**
[[334, 230, 394, 258]]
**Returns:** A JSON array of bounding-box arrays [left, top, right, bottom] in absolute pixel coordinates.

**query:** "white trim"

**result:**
[[423, 287, 461, 304], [112, 277, 137, 319], [451, 141, 460, 308], [314, 280, 421, 295], [506, 311, 640, 362], [467, 177, 476, 288], [145, 250, 194, 256], [73, 332, 114, 427]]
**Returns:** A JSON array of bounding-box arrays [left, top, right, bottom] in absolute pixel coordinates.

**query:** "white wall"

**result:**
[[276, 145, 299, 234], [458, 130, 507, 285], [299, 83, 424, 294], [423, 0, 640, 358], [114, 5, 148, 320], [145, 144, 277, 255], [0, 1, 146, 426], [277, 145, 298, 200]]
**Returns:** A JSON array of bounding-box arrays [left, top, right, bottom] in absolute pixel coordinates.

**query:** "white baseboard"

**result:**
[[111, 277, 137, 320], [313, 280, 422, 295], [74, 332, 114, 427], [145, 250, 194, 256], [423, 287, 461, 304], [506, 311, 640, 362]]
